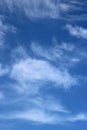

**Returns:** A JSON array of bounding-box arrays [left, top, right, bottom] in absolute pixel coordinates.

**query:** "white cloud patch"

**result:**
[[10, 57, 76, 90], [68, 113, 87, 122], [66, 24, 87, 39]]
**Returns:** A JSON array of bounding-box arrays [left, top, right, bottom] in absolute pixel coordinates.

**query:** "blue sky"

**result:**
[[0, 0, 87, 130]]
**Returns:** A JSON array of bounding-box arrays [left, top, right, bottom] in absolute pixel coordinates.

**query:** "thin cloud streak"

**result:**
[[0, 110, 87, 124]]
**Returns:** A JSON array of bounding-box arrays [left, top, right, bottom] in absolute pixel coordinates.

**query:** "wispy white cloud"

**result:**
[[1, 109, 87, 124], [0, 0, 87, 20], [0, 88, 70, 124], [29, 96, 69, 114], [1, 46, 78, 125], [10, 57, 76, 90], [0, 109, 59, 124], [66, 24, 87, 39], [8, 96, 69, 124], [0, 19, 16, 48], [31, 41, 74, 60], [0, 0, 87, 127], [13, 109, 57, 124], [67, 113, 87, 122], [0, 44, 86, 125], [12, 112, 87, 124], [31, 40, 84, 67], [0, 0, 64, 19]]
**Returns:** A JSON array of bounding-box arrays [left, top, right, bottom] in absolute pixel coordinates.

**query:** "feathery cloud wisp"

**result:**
[[0, 0, 87, 20]]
